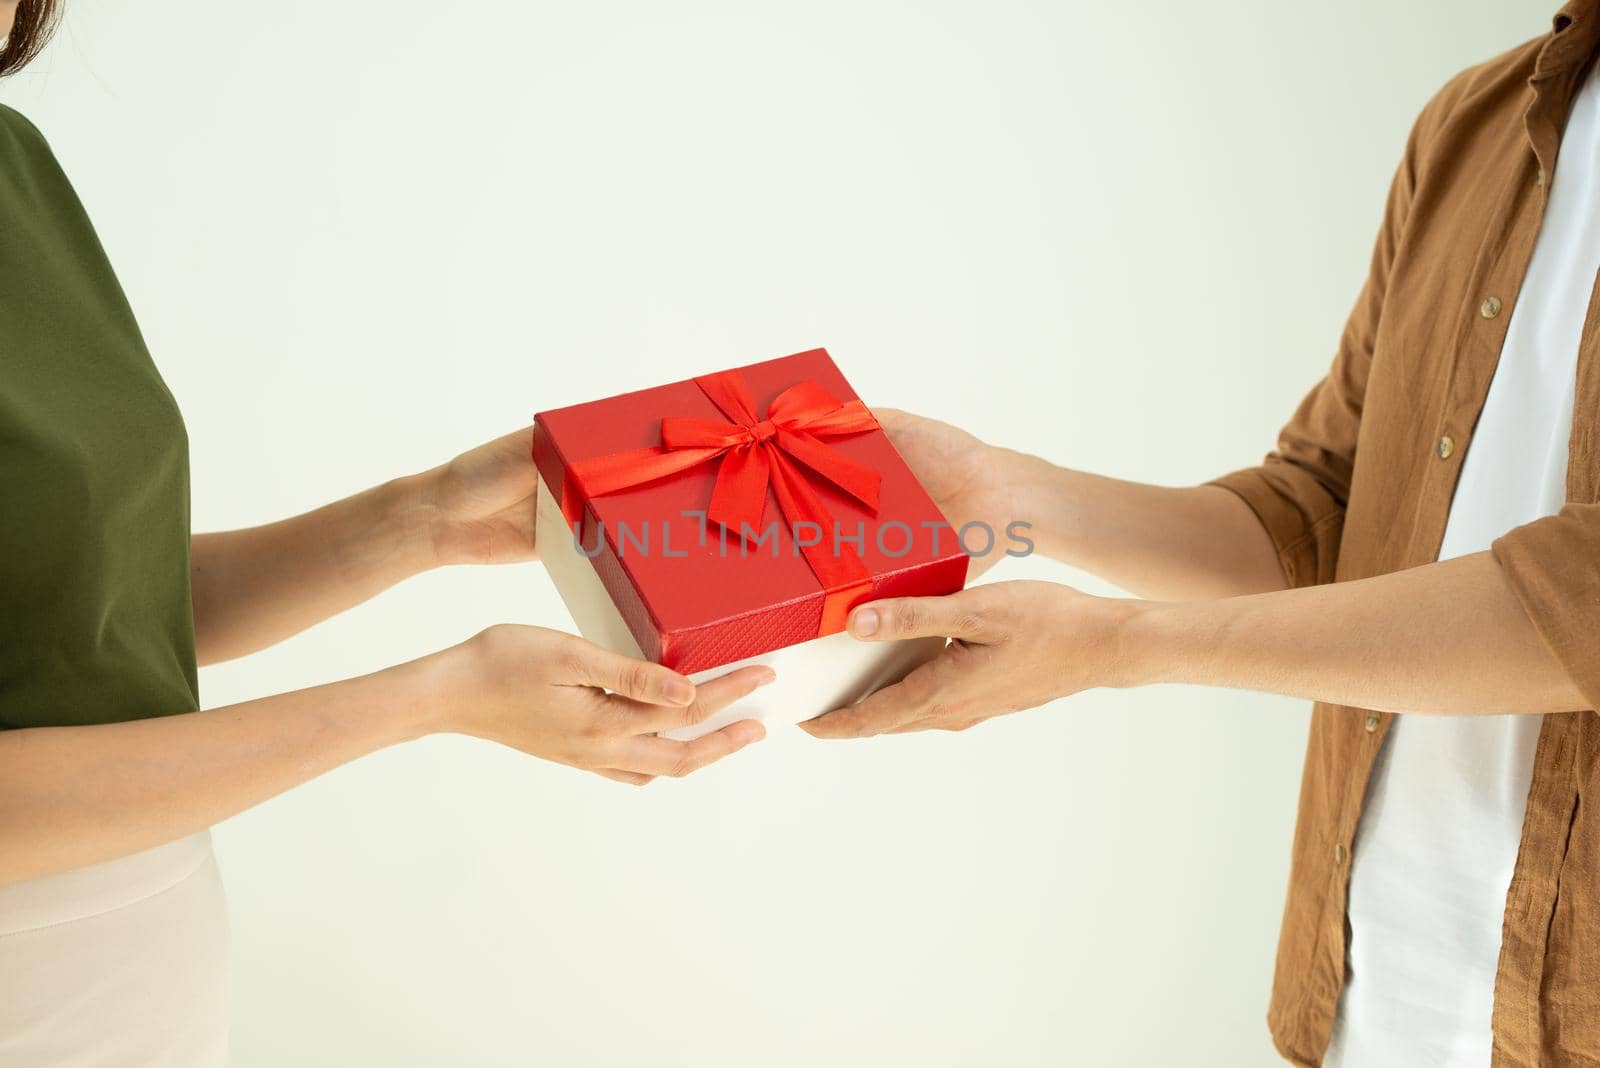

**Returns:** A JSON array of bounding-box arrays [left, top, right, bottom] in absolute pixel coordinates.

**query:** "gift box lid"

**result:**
[[532, 348, 968, 673]]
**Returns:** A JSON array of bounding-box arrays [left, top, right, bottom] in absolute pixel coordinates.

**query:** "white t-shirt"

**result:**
[[1321, 62, 1599, 1068]]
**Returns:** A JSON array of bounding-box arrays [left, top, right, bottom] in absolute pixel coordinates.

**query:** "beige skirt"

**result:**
[[0, 831, 231, 1067]]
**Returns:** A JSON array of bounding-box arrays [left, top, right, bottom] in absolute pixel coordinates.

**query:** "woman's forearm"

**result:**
[[0, 624, 773, 886], [1126, 551, 1583, 715], [190, 474, 439, 665], [1001, 451, 1287, 600], [191, 428, 538, 665], [0, 656, 441, 886]]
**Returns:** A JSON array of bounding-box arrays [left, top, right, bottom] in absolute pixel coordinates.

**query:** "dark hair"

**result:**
[[0, 0, 61, 77]]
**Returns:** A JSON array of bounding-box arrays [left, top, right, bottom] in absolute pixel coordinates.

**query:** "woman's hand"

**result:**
[[412, 428, 543, 567], [435, 625, 774, 784], [874, 408, 1022, 579], [801, 580, 1135, 738]]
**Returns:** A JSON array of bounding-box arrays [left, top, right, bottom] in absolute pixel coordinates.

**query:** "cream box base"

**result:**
[[535, 476, 944, 741]]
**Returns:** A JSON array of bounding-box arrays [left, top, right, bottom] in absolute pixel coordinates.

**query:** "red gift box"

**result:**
[[531, 348, 968, 674]]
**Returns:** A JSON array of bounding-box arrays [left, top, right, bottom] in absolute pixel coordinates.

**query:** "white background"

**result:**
[[2, 2, 1545, 1065]]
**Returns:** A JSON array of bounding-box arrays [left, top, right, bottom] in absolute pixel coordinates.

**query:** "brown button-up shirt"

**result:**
[[1211, 4, 1600, 1065]]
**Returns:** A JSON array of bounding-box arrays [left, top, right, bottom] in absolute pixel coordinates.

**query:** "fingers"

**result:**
[[694, 665, 778, 709], [801, 660, 940, 739], [570, 642, 697, 707], [622, 665, 776, 733], [490, 426, 535, 456], [615, 719, 767, 778], [462, 426, 536, 469], [598, 665, 775, 776], [594, 768, 656, 786], [870, 407, 910, 433], [846, 589, 993, 644]]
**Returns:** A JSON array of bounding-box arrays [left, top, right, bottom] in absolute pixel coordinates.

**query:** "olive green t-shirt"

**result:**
[[0, 104, 198, 729]]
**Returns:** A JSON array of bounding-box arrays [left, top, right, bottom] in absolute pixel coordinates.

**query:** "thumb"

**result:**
[[847, 589, 994, 643]]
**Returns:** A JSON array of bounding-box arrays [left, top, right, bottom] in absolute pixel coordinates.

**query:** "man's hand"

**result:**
[[878, 408, 1291, 601], [801, 553, 1595, 737], [874, 408, 1023, 579], [801, 580, 1137, 738]]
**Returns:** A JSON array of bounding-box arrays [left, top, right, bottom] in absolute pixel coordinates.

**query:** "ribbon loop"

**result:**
[[660, 416, 751, 450], [695, 369, 763, 428], [765, 381, 851, 428]]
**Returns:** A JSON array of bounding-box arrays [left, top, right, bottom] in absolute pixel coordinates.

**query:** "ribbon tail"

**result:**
[[707, 444, 771, 535], [767, 453, 873, 635]]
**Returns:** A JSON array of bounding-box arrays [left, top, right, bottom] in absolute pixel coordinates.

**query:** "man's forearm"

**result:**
[[1125, 551, 1584, 715], [190, 474, 439, 665], [1002, 451, 1287, 600]]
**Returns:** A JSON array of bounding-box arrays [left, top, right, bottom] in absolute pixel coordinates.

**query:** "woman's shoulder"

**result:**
[[0, 104, 71, 191], [0, 103, 57, 164], [0, 103, 48, 144]]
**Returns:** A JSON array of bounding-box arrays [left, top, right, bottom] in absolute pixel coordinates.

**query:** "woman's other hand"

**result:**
[[412, 428, 543, 567]]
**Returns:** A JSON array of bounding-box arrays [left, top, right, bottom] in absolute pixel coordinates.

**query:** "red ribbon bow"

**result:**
[[565, 369, 883, 635]]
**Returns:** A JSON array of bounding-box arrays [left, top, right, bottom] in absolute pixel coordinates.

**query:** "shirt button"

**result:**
[[1364, 712, 1380, 733], [1334, 843, 1347, 864], [1436, 434, 1455, 459], [1536, 168, 1546, 187], [1480, 296, 1503, 319]]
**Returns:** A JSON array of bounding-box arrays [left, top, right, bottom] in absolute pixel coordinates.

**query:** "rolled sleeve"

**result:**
[[1492, 505, 1600, 711], [1211, 463, 1345, 589]]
